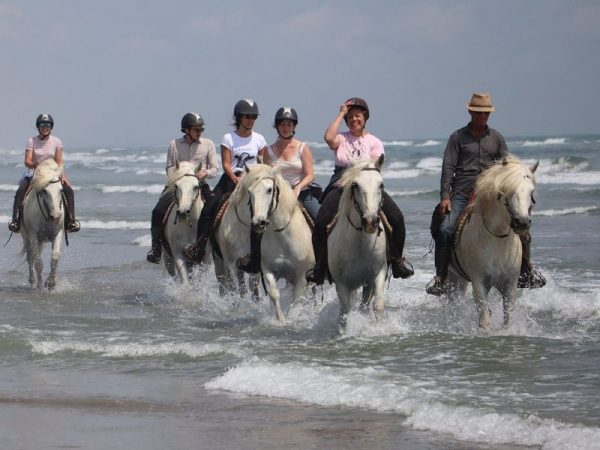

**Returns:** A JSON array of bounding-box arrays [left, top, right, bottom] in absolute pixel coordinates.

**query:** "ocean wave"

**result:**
[[132, 235, 151, 247], [415, 157, 442, 170], [0, 184, 18, 191], [81, 219, 150, 230], [382, 169, 423, 179], [30, 339, 243, 358], [537, 172, 600, 185], [519, 138, 568, 147], [535, 206, 599, 216], [206, 361, 600, 449], [386, 189, 437, 197], [95, 184, 165, 195], [415, 139, 441, 147], [382, 140, 414, 147]]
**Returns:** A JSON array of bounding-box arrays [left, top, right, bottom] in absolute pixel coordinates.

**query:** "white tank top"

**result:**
[[267, 142, 305, 187]]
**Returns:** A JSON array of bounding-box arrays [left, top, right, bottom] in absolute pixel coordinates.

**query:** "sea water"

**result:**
[[0, 135, 598, 449]]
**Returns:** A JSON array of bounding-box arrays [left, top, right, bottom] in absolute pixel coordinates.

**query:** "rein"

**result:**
[[36, 179, 63, 223], [346, 167, 383, 233], [481, 197, 513, 239], [235, 177, 294, 233]]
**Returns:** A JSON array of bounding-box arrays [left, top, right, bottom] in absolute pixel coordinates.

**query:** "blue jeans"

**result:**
[[437, 194, 469, 247], [299, 189, 320, 220]]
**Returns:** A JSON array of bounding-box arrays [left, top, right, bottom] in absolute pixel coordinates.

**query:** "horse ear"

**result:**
[[244, 163, 251, 173], [530, 161, 539, 174], [375, 154, 385, 171]]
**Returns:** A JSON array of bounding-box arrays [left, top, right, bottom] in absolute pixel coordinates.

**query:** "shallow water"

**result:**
[[0, 135, 599, 449]]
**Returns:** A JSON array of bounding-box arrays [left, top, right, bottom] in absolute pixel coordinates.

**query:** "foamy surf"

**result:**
[[206, 361, 600, 449]]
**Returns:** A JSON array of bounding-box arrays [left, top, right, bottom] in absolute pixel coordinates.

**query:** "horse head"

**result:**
[[172, 162, 201, 223], [477, 157, 538, 236], [32, 160, 64, 224], [244, 165, 281, 234], [341, 155, 385, 234]]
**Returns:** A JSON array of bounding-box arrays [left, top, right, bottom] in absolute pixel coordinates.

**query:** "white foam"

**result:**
[[415, 157, 443, 170], [537, 172, 600, 185], [520, 138, 568, 147], [31, 339, 244, 358], [415, 139, 441, 147], [132, 234, 151, 247], [96, 184, 165, 194], [81, 219, 149, 229], [0, 184, 18, 191], [535, 206, 599, 216], [206, 361, 600, 449], [382, 169, 423, 179], [382, 140, 414, 147], [386, 189, 437, 197]]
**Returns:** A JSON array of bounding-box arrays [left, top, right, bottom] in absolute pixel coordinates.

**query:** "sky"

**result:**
[[1, 0, 599, 148]]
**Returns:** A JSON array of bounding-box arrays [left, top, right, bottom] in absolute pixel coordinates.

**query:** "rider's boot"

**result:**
[[391, 257, 415, 279], [182, 215, 211, 264], [8, 181, 28, 233], [426, 246, 450, 296], [305, 229, 328, 285], [517, 233, 546, 288], [63, 186, 80, 232], [146, 226, 163, 264], [237, 228, 263, 274]]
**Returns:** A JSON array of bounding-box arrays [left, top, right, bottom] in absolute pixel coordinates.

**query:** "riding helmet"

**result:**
[[345, 97, 369, 120], [181, 112, 205, 132], [233, 98, 259, 118], [274, 107, 298, 126], [36, 113, 54, 129]]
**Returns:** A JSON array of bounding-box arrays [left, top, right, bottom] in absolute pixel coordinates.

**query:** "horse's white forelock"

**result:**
[[32, 159, 61, 190], [166, 161, 196, 186], [230, 164, 296, 211], [475, 155, 535, 205], [338, 160, 379, 212]]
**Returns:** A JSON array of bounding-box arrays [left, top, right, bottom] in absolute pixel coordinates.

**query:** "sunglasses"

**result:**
[[38, 123, 52, 129], [190, 127, 204, 132], [243, 114, 258, 120]]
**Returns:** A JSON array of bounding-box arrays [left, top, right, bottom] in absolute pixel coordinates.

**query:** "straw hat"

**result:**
[[466, 93, 495, 112]]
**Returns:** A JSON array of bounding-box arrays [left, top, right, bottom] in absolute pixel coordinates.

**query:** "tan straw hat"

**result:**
[[466, 93, 495, 112]]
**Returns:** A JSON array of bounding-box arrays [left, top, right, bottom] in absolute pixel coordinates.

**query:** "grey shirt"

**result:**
[[166, 137, 219, 179], [440, 125, 509, 200]]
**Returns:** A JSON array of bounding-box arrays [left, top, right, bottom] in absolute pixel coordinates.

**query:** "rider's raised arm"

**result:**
[[324, 103, 349, 150]]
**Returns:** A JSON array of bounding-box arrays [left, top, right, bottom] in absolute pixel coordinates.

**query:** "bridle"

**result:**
[[235, 177, 294, 232], [36, 178, 63, 222], [347, 167, 384, 233], [173, 173, 201, 225], [482, 192, 535, 239]]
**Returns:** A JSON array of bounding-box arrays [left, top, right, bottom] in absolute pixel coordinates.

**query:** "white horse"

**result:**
[[213, 164, 314, 321], [20, 159, 65, 290], [451, 156, 538, 329], [328, 155, 388, 326], [163, 161, 205, 283]]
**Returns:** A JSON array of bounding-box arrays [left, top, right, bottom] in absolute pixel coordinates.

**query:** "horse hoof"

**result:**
[[45, 280, 56, 290]]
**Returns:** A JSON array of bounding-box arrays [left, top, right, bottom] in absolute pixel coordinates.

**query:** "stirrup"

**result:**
[[518, 269, 546, 289], [146, 250, 161, 264], [392, 257, 414, 279], [8, 219, 20, 233], [67, 220, 80, 233], [426, 276, 447, 296]]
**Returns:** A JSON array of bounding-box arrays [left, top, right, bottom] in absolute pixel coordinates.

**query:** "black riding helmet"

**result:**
[[345, 97, 370, 121], [233, 98, 259, 118], [181, 112, 205, 132], [36, 113, 54, 129], [274, 107, 298, 126]]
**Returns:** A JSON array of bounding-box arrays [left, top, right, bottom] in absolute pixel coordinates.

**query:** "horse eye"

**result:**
[[531, 194, 536, 205], [380, 183, 384, 190]]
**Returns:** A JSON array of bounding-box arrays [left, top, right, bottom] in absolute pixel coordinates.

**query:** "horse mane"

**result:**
[[32, 159, 62, 190], [475, 155, 535, 205], [337, 159, 379, 213], [166, 161, 196, 186], [230, 164, 296, 212]]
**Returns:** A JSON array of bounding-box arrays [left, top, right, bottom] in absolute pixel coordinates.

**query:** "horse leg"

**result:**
[[371, 271, 387, 320], [236, 270, 248, 298], [336, 284, 352, 330], [25, 241, 36, 288], [501, 282, 518, 326], [263, 272, 285, 321], [249, 274, 260, 304], [174, 256, 188, 284], [164, 253, 176, 278], [34, 242, 43, 290], [360, 285, 373, 313], [472, 281, 492, 329], [45, 234, 63, 290]]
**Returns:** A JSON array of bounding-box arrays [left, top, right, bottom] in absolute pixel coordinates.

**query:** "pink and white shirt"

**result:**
[[26, 135, 63, 165], [332, 131, 384, 167]]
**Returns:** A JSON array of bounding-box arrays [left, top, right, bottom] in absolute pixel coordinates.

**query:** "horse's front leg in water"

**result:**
[[263, 271, 284, 321], [501, 282, 517, 326], [34, 242, 44, 290], [372, 271, 387, 320], [360, 285, 373, 313], [249, 274, 260, 304], [46, 232, 63, 290], [472, 282, 491, 329]]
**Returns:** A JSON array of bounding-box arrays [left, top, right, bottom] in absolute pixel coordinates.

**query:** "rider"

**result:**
[[182, 99, 267, 267], [425, 93, 546, 296], [146, 112, 218, 264], [305, 98, 414, 285], [8, 114, 80, 234], [235, 106, 322, 275]]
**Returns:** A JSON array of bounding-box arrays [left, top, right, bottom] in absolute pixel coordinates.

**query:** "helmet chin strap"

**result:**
[[184, 130, 200, 143], [278, 131, 295, 140]]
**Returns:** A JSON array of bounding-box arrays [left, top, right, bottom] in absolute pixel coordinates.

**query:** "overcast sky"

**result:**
[[1, 0, 598, 148]]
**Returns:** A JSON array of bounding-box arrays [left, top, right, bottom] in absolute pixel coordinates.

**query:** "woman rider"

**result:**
[[305, 98, 414, 285], [235, 106, 321, 274], [183, 99, 267, 267], [8, 114, 80, 234], [146, 112, 218, 264]]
